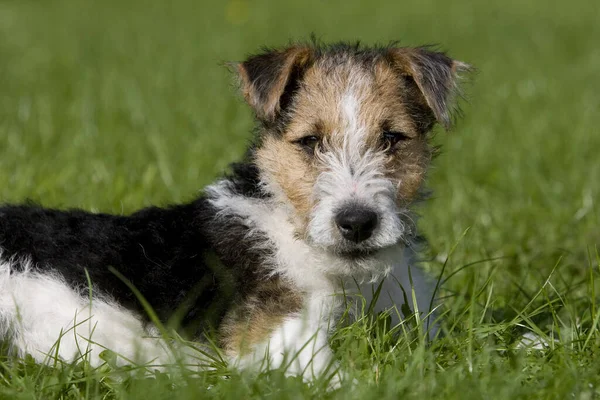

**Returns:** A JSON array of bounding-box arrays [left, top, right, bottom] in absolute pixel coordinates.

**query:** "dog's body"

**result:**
[[0, 42, 469, 382]]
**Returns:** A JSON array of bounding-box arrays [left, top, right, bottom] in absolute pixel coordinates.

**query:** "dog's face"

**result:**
[[237, 43, 469, 268]]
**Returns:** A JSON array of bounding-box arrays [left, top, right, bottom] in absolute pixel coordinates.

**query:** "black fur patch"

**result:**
[[0, 162, 273, 338], [226, 151, 270, 199]]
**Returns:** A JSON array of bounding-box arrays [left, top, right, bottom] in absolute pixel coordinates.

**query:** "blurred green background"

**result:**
[[0, 0, 598, 303]]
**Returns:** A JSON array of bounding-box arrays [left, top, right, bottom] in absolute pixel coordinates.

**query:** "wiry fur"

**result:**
[[0, 41, 470, 384], [0, 256, 173, 367]]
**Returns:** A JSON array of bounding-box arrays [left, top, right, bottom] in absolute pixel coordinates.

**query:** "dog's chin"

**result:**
[[333, 244, 399, 282], [307, 230, 405, 264], [309, 236, 404, 259], [306, 241, 402, 281], [336, 247, 380, 259], [332, 241, 402, 261]]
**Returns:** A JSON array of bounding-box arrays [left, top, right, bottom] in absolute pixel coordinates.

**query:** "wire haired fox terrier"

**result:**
[[0, 41, 470, 382]]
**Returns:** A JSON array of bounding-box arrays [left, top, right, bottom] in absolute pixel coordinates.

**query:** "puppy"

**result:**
[[0, 41, 470, 382]]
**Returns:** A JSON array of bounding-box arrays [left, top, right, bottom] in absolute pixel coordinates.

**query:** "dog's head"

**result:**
[[236, 42, 470, 273]]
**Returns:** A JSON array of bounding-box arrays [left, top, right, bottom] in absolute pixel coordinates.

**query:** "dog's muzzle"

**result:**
[[334, 204, 378, 243]]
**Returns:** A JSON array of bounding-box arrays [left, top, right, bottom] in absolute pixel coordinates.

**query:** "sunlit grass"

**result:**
[[0, 0, 599, 398]]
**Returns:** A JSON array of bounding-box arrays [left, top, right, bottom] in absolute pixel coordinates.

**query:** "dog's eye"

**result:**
[[381, 131, 410, 150], [296, 135, 321, 153]]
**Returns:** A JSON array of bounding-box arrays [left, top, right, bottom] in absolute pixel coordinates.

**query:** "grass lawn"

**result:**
[[0, 0, 599, 398]]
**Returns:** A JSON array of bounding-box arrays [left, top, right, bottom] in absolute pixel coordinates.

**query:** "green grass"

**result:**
[[1, 0, 599, 398]]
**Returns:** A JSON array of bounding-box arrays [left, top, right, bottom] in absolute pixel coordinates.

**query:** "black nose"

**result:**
[[335, 206, 378, 243]]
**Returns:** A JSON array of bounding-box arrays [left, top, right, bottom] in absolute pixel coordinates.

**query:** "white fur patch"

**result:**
[[0, 257, 174, 367], [306, 86, 407, 256], [341, 91, 360, 135], [232, 290, 341, 383]]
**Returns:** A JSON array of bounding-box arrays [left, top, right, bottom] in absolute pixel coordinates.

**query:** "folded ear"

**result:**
[[236, 46, 313, 123], [388, 47, 472, 130]]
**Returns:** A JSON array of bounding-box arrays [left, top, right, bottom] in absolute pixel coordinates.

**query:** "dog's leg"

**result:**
[[239, 315, 336, 381], [223, 286, 341, 385]]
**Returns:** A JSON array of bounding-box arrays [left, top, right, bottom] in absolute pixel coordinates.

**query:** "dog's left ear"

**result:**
[[388, 47, 472, 130], [236, 46, 313, 123]]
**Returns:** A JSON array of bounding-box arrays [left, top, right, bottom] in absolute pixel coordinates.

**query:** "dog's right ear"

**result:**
[[388, 47, 472, 130], [235, 46, 313, 123]]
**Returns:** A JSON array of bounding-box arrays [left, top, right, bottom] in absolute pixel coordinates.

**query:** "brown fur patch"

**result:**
[[219, 277, 303, 356], [255, 55, 433, 230]]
